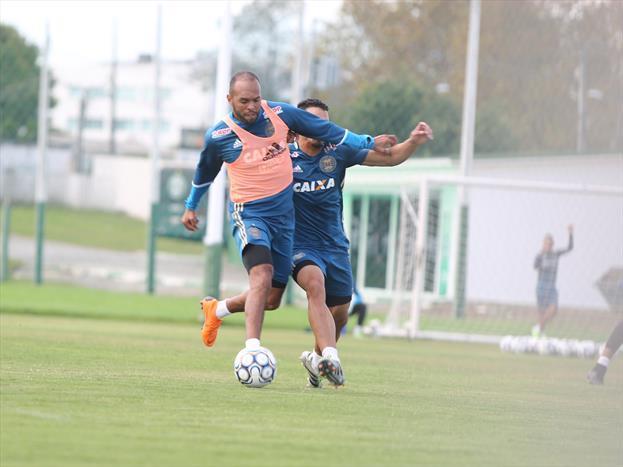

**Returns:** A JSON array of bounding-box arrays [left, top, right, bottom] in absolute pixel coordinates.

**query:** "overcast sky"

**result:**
[[1, 0, 342, 67]]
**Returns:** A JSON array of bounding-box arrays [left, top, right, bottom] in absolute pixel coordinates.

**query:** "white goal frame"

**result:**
[[389, 175, 623, 344]]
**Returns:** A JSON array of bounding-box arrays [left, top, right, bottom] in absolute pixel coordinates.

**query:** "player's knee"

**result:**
[[334, 313, 348, 330], [265, 281, 286, 310], [265, 294, 283, 310], [248, 264, 273, 292], [305, 279, 325, 299]]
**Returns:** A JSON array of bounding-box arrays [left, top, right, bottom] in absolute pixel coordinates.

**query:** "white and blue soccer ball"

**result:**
[[233, 346, 277, 388]]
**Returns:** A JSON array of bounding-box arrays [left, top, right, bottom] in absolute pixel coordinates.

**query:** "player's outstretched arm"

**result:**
[[280, 101, 396, 152], [557, 224, 574, 255], [362, 122, 433, 167], [181, 132, 223, 232]]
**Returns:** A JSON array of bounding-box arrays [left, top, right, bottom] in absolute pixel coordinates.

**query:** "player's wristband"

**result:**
[[341, 130, 375, 150]]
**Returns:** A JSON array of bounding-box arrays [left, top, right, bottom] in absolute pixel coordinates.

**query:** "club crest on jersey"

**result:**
[[211, 127, 232, 138], [293, 178, 336, 192], [319, 155, 337, 173], [293, 164, 303, 173]]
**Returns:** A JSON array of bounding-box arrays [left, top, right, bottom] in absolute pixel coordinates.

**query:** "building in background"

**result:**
[[51, 55, 213, 154]]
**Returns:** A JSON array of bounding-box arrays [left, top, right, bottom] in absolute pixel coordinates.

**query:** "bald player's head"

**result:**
[[229, 71, 260, 94], [227, 71, 262, 124]]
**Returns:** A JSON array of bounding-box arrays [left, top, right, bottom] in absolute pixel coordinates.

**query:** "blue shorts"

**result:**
[[537, 287, 558, 311], [229, 207, 294, 285], [292, 247, 353, 300]]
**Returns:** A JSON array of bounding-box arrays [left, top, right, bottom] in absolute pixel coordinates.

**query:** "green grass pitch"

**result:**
[[1, 284, 622, 466]]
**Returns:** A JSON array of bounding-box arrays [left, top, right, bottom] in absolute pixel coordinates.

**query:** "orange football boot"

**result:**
[[200, 297, 222, 347]]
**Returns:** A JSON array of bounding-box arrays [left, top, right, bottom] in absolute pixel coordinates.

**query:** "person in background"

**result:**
[[348, 286, 367, 338], [532, 224, 574, 338], [587, 320, 623, 385]]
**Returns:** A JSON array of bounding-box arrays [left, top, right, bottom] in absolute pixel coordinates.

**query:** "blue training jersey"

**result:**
[[184, 101, 375, 213], [290, 142, 369, 250]]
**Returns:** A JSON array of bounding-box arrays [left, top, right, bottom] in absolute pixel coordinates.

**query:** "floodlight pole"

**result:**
[[1, 183, 11, 282], [282, 0, 306, 305], [109, 19, 118, 155], [203, 0, 232, 298], [146, 5, 162, 294], [290, 0, 305, 105], [453, 0, 481, 318], [34, 24, 50, 285]]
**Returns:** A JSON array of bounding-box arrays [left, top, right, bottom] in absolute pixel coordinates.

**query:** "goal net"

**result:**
[[383, 176, 623, 348]]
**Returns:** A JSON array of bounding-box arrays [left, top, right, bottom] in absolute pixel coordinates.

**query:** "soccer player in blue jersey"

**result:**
[[209, 97, 432, 387], [181, 72, 394, 355]]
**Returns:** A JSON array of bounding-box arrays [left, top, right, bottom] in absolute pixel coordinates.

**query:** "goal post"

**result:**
[[385, 175, 623, 345]]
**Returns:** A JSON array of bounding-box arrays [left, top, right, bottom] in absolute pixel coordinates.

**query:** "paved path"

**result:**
[[4, 235, 249, 297]]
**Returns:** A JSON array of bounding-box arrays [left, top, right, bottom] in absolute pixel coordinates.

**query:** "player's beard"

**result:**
[[233, 106, 258, 124]]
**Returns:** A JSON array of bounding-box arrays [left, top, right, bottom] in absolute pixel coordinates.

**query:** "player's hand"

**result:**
[[182, 209, 200, 232], [409, 122, 433, 146], [374, 134, 398, 153], [568, 224, 574, 234]]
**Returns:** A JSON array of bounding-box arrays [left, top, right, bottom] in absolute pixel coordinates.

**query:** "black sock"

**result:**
[[593, 363, 607, 377]]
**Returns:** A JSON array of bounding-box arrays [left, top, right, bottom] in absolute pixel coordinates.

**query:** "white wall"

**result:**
[[52, 59, 213, 151], [1, 145, 157, 221], [0, 144, 72, 203], [64, 155, 151, 220]]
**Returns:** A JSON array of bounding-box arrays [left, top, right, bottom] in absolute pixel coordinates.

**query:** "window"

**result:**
[[113, 119, 134, 130], [85, 119, 104, 129], [116, 87, 137, 101]]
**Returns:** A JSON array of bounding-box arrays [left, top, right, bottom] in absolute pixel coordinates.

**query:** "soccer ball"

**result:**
[[499, 335, 513, 352], [233, 346, 277, 388], [579, 340, 598, 359]]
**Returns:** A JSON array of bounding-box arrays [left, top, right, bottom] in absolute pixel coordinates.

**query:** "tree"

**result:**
[[0, 24, 52, 143], [330, 78, 514, 157], [315, 0, 622, 156], [231, 0, 299, 101]]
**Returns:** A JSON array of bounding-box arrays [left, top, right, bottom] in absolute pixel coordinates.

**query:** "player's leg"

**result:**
[[325, 250, 354, 343], [316, 250, 354, 385], [295, 264, 337, 352], [348, 303, 367, 337], [201, 215, 274, 347], [540, 289, 558, 332], [588, 320, 623, 385], [291, 255, 324, 387], [330, 302, 350, 340], [533, 288, 554, 337], [208, 285, 285, 316], [292, 251, 343, 386]]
